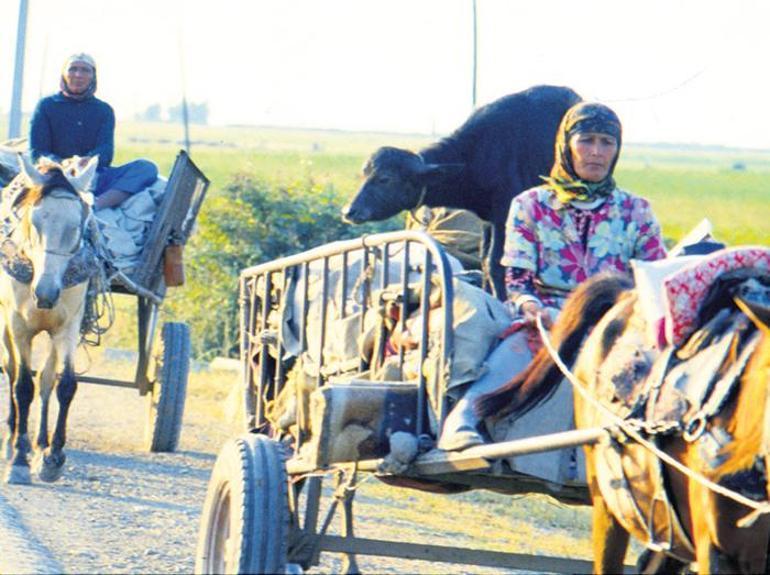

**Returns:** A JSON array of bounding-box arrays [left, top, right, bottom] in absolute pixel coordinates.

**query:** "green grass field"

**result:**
[[7, 117, 768, 246], [114, 121, 770, 247], [96, 120, 770, 354]]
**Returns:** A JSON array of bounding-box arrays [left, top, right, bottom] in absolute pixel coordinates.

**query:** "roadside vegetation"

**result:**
[[98, 121, 770, 360]]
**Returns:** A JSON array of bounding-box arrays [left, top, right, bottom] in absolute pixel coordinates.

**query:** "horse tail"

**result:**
[[476, 272, 633, 421]]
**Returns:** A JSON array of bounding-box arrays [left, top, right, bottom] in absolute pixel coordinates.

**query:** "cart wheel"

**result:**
[[195, 433, 290, 575], [145, 322, 190, 452]]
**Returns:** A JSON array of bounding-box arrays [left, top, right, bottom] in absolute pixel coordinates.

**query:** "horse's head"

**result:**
[[14, 154, 97, 309]]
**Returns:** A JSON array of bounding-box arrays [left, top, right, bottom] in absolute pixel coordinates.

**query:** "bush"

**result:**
[[167, 174, 400, 359]]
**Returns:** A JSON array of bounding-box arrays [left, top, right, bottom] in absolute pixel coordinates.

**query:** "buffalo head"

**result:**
[[342, 146, 462, 224]]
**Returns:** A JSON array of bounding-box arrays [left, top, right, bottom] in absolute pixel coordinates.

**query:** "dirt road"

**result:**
[[0, 356, 600, 574], [0, 361, 234, 574]]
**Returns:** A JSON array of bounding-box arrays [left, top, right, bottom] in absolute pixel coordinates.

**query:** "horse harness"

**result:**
[[593, 275, 769, 561], [0, 177, 101, 288]]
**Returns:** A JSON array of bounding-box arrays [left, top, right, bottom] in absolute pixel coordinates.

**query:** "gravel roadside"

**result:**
[[0, 378, 229, 574], [0, 358, 586, 574]]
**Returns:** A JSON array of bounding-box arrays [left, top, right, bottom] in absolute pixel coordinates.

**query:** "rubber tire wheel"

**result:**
[[195, 433, 290, 575], [145, 322, 190, 452]]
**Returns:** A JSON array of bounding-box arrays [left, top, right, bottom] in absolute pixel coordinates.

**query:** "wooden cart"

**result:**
[[80, 150, 209, 452], [195, 230, 623, 574]]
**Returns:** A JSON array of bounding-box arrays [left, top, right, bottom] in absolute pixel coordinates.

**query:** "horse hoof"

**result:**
[[35, 453, 65, 483], [4, 465, 31, 485]]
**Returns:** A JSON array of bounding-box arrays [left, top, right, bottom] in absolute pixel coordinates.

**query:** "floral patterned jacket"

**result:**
[[502, 186, 667, 307]]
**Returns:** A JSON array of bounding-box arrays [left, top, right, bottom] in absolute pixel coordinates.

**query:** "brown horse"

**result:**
[[478, 269, 770, 574], [2, 154, 99, 484]]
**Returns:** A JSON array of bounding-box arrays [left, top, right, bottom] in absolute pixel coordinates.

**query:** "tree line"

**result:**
[[134, 102, 209, 124]]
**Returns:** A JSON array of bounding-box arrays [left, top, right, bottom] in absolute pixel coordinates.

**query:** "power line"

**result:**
[[603, 67, 708, 104]]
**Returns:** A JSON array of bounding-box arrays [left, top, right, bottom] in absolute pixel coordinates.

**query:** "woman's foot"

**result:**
[[437, 426, 484, 451]]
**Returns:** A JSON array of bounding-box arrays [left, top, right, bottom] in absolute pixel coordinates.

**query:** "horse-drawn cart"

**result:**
[[195, 230, 623, 574], [1, 144, 208, 485], [75, 150, 209, 452]]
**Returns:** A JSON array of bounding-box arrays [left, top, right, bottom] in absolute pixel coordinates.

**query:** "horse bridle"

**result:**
[[17, 192, 92, 259], [534, 313, 770, 528]]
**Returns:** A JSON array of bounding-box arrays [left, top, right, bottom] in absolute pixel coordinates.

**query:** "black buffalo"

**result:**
[[342, 84, 582, 298]]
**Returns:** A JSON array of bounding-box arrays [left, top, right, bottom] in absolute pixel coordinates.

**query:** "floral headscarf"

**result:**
[[60, 53, 97, 100], [541, 102, 622, 204]]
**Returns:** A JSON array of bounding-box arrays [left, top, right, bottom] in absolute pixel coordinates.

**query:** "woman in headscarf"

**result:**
[[29, 53, 158, 210], [438, 102, 667, 451]]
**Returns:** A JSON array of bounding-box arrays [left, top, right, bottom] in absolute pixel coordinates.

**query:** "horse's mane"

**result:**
[[476, 272, 634, 421], [14, 168, 78, 210], [717, 332, 770, 477]]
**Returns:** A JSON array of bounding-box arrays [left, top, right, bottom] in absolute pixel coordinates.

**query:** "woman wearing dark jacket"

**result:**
[[29, 53, 157, 210]]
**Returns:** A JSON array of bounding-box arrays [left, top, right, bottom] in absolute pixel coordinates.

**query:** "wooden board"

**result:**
[[128, 150, 209, 292]]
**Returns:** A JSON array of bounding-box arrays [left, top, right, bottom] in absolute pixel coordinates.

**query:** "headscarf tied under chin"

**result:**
[[60, 53, 97, 100], [541, 102, 622, 205]]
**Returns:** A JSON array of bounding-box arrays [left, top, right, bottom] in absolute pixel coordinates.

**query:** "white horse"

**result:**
[[2, 154, 99, 484]]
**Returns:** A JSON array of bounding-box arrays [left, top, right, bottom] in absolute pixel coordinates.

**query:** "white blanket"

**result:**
[[94, 177, 166, 273]]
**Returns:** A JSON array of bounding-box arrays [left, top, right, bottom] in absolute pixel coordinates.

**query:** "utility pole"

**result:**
[[178, 21, 191, 154], [181, 95, 190, 154], [471, 0, 478, 110], [9, 0, 29, 139]]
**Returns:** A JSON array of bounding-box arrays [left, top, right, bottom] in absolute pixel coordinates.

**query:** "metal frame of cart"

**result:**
[[196, 230, 628, 574], [80, 150, 209, 452]]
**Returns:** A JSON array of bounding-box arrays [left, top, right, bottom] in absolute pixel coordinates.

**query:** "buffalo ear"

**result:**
[[416, 162, 464, 184]]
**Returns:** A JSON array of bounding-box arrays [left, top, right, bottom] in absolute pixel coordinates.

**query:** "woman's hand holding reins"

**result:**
[[519, 300, 553, 329]]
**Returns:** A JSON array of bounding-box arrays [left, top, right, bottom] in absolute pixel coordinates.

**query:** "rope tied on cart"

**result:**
[[79, 231, 116, 347], [534, 314, 770, 528]]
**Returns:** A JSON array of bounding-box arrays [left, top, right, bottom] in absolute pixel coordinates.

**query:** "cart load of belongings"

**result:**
[[253, 239, 586, 488], [0, 142, 168, 278]]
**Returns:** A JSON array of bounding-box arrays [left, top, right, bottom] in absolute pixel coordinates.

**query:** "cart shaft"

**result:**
[[287, 426, 609, 476], [410, 426, 609, 475]]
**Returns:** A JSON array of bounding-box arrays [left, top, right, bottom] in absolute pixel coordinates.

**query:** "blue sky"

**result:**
[[2, 0, 770, 148]]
